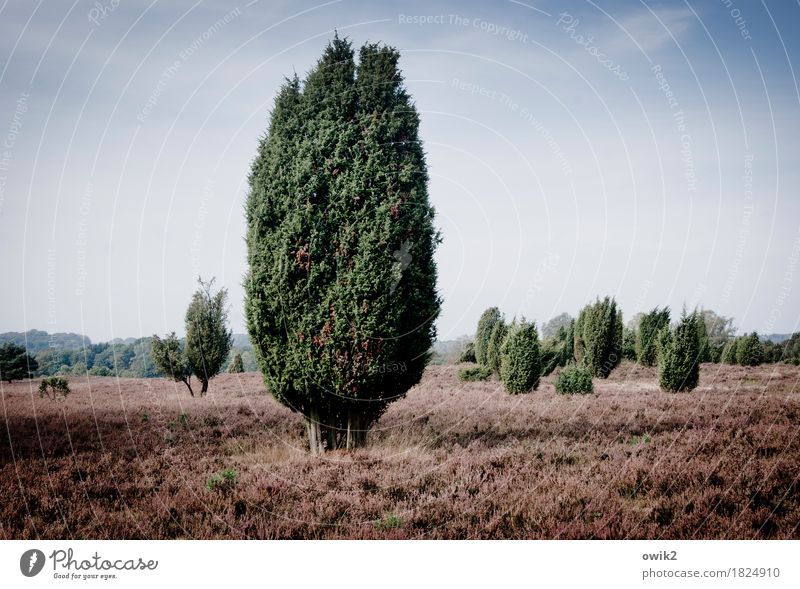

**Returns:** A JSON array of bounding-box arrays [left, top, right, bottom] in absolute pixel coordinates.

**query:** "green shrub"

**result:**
[[474, 307, 501, 365], [721, 339, 738, 364], [228, 352, 244, 373], [778, 333, 800, 364], [499, 320, 541, 394], [658, 311, 701, 392], [636, 307, 670, 366], [736, 332, 763, 366], [458, 341, 476, 363], [574, 297, 623, 378], [486, 319, 508, 375], [540, 320, 575, 376], [374, 514, 403, 530], [206, 468, 237, 492], [458, 366, 493, 382], [38, 376, 70, 401], [554, 364, 593, 394]]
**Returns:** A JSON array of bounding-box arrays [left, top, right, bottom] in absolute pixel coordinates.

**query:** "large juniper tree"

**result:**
[[474, 307, 501, 366], [574, 296, 623, 378], [245, 37, 440, 453], [185, 277, 233, 395], [636, 307, 671, 366], [658, 310, 701, 392]]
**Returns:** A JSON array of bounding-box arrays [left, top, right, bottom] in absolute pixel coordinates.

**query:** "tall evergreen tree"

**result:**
[[245, 37, 440, 452], [574, 296, 623, 378], [658, 311, 701, 392], [185, 277, 233, 395], [474, 307, 501, 366], [486, 319, 509, 376], [0, 343, 38, 382], [636, 307, 671, 366]]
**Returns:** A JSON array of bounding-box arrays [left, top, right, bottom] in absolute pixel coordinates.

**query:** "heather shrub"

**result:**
[[474, 307, 501, 365], [458, 341, 476, 363], [574, 297, 623, 378], [458, 366, 492, 382], [736, 332, 763, 366], [554, 364, 593, 394], [38, 376, 70, 401], [499, 320, 541, 394], [486, 319, 508, 375], [636, 307, 670, 366], [658, 311, 701, 392]]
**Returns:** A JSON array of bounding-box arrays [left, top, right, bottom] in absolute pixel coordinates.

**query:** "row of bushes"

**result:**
[[461, 299, 799, 394]]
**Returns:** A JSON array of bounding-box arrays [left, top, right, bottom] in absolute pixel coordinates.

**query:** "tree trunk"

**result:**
[[326, 426, 339, 451], [306, 408, 323, 455], [182, 377, 195, 397], [200, 379, 209, 396], [346, 409, 367, 450]]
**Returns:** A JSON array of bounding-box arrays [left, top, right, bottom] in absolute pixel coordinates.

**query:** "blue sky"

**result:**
[[1, 0, 798, 342]]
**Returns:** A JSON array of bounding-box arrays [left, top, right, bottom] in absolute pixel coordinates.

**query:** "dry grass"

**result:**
[[1, 362, 798, 539]]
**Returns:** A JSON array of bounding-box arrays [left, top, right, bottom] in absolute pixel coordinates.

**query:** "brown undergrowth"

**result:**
[[1, 362, 798, 539]]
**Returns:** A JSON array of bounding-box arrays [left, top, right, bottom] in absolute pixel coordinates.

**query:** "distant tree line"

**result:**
[[0, 336, 258, 380]]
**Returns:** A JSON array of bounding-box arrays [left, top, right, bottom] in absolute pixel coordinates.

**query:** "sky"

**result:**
[[0, 0, 799, 343]]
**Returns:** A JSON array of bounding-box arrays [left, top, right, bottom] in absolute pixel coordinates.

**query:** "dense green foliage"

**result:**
[[721, 339, 738, 364], [622, 326, 637, 361], [244, 37, 440, 452], [458, 341, 476, 363], [574, 297, 623, 378], [499, 320, 541, 394], [38, 376, 70, 401], [0, 342, 38, 382], [457, 365, 493, 382], [658, 311, 701, 392], [0, 330, 88, 352], [554, 364, 593, 394], [151, 333, 194, 395], [474, 307, 502, 366], [698, 309, 736, 362], [228, 352, 244, 373], [184, 278, 233, 394], [540, 318, 575, 376], [486, 319, 509, 376], [771, 332, 800, 364], [736, 332, 764, 366], [636, 307, 671, 366]]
